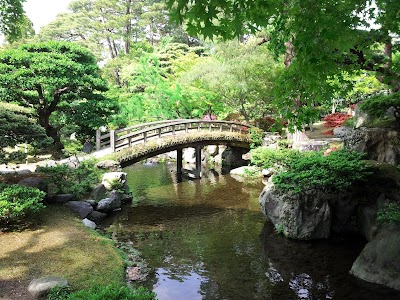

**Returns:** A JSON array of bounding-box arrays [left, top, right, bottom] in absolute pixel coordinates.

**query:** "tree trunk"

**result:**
[[106, 37, 116, 59], [124, 0, 132, 54], [47, 127, 64, 159], [37, 103, 64, 159], [284, 37, 309, 143]]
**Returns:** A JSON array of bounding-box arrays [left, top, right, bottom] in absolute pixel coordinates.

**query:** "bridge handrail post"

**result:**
[[185, 123, 189, 133], [110, 130, 116, 152], [197, 122, 201, 132], [143, 132, 147, 144], [96, 129, 101, 151]]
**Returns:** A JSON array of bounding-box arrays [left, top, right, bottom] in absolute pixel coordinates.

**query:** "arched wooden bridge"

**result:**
[[95, 119, 255, 179], [96, 119, 253, 153]]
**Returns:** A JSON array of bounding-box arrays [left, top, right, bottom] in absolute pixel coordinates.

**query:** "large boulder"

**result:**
[[259, 182, 332, 240], [344, 128, 400, 165], [96, 191, 122, 212], [333, 126, 354, 138], [64, 201, 93, 219], [87, 211, 108, 222], [95, 160, 121, 172], [28, 276, 68, 298], [221, 146, 248, 167], [101, 172, 127, 191], [17, 177, 47, 193], [82, 218, 96, 229], [350, 225, 400, 291], [90, 184, 107, 201], [49, 194, 75, 204]]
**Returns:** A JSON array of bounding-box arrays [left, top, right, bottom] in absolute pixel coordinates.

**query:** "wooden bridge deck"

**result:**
[[96, 119, 253, 153]]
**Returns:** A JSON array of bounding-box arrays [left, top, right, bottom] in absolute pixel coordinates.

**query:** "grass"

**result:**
[[0, 206, 125, 298]]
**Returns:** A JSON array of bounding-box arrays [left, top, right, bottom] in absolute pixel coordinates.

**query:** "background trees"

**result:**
[[0, 41, 118, 157], [167, 0, 400, 127], [0, 0, 26, 42]]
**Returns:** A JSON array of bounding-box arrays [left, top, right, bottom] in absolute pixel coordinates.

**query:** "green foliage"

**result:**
[[248, 127, 263, 149], [62, 140, 84, 157], [377, 203, 400, 225], [179, 39, 282, 121], [0, 0, 26, 42], [37, 160, 102, 198], [272, 150, 373, 194], [360, 92, 400, 127], [0, 183, 46, 225], [47, 285, 156, 300], [0, 103, 51, 149], [250, 148, 302, 170], [0, 41, 118, 156], [274, 223, 285, 235], [167, 0, 400, 127]]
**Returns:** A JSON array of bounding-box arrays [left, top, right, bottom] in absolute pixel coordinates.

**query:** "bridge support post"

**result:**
[[177, 148, 183, 182], [96, 129, 101, 151], [195, 145, 202, 178]]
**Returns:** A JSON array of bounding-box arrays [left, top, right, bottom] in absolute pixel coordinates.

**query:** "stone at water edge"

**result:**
[[28, 276, 68, 298], [95, 160, 122, 172], [50, 193, 75, 204], [64, 201, 94, 219], [230, 166, 260, 177], [258, 182, 332, 240], [82, 218, 97, 229], [90, 184, 107, 201], [87, 211, 108, 222], [350, 225, 400, 291], [96, 196, 122, 213], [101, 172, 127, 191]]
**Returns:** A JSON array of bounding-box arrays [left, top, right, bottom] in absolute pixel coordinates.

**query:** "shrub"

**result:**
[[360, 92, 400, 121], [250, 148, 303, 170], [248, 127, 264, 149], [47, 285, 156, 300], [377, 203, 400, 224], [272, 150, 373, 193], [322, 113, 352, 128], [0, 183, 45, 225], [37, 160, 102, 198]]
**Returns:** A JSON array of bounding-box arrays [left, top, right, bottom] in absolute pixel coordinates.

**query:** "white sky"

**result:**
[[25, 0, 73, 33]]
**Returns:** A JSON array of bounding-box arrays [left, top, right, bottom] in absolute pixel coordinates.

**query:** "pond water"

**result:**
[[102, 162, 400, 300]]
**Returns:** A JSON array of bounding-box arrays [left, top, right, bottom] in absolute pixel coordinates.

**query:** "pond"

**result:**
[[102, 162, 400, 300]]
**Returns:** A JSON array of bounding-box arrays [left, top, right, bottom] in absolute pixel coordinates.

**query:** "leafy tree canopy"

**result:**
[[167, 0, 400, 127], [0, 41, 118, 157], [0, 0, 26, 42]]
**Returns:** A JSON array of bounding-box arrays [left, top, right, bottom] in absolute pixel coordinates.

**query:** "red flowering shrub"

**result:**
[[322, 113, 352, 128], [254, 117, 276, 131]]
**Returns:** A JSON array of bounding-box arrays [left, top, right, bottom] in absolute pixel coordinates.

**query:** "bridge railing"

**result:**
[[96, 119, 252, 153]]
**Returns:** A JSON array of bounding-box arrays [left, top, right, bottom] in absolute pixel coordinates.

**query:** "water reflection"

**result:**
[[154, 268, 206, 300], [102, 163, 400, 300]]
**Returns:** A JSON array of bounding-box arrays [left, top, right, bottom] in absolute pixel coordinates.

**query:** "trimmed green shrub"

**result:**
[[0, 183, 46, 225], [272, 150, 373, 193], [377, 203, 400, 224], [37, 160, 102, 198], [250, 148, 303, 170], [47, 285, 156, 300]]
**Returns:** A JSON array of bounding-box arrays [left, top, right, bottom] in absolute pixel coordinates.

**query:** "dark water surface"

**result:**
[[103, 162, 400, 300]]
